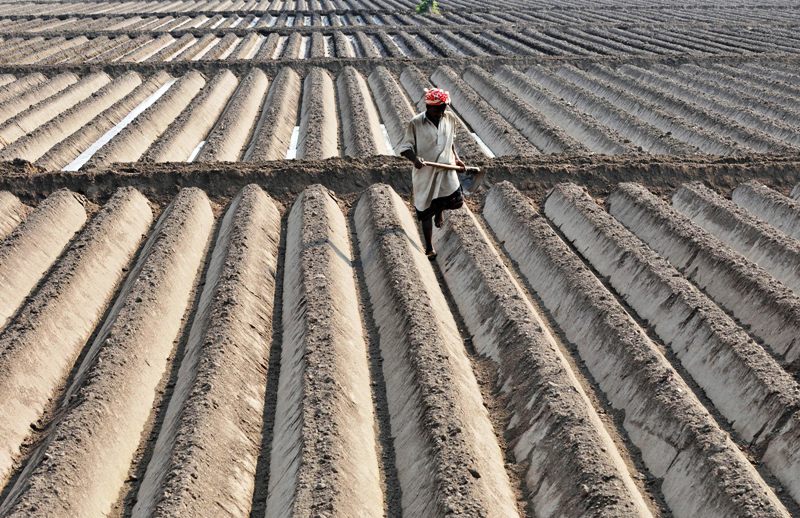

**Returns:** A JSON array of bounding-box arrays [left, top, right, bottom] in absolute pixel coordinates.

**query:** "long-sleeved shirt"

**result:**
[[396, 111, 461, 212]]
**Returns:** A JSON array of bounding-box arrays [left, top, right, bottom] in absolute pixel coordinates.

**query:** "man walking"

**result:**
[[397, 87, 465, 259]]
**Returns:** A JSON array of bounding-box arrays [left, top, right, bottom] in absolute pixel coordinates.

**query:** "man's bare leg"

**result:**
[[434, 210, 443, 228], [422, 217, 436, 258]]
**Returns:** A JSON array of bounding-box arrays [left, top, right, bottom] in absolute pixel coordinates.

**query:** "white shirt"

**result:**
[[396, 111, 461, 212]]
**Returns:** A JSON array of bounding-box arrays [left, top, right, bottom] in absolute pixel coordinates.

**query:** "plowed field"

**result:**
[[0, 0, 799, 516]]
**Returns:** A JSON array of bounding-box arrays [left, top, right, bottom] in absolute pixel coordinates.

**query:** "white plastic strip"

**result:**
[[286, 15, 295, 27], [299, 35, 310, 59], [380, 124, 394, 155], [63, 79, 177, 171], [187, 140, 205, 162], [248, 16, 259, 28], [303, 15, 311, 26], [471, 132, 495, 158], [285, 126, 300, 159], [210, 17, 226, 29], [230, 16, 243, 28], [265, 15, 277, 27]]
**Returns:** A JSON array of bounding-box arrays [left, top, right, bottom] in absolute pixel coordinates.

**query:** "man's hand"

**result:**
[[401, 149, 426, 169], [455, 158, 466, 170]]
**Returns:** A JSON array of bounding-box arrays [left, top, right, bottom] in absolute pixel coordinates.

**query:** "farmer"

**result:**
[[397, 87, 465, 259]]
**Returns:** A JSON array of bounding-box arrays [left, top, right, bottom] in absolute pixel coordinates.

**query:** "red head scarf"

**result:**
[[424, 87, 451, 106]]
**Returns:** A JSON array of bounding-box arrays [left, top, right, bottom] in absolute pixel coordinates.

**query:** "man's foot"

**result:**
[[426, 249, 437, 260], [434, 212, 443, 228]]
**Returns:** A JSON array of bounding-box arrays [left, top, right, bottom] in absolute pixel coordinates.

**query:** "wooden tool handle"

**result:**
[[423, 161, 481, 173]]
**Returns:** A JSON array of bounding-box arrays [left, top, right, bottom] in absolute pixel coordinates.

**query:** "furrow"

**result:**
[[0, 72, 110, 149], [355, 31, 381, 58], [498, 29, 563, 56], [391, 32, 432, 58], [622, 64, 800, 149], [246, 67, 301, 161], [607, 183, 800, 366], [433, 205, 654, 517], [297, 67, 338, 160], [562, 27, 645, 54], [431, 65, 538, 157], [0, 192, 28, 242], [0, 72, 141, 162], [169, 34, 213, 61], [40, 35, 111, 65], [133, 185, 279, 517], [253, 33, 280, 61], [550, 180, 800, 423], [0, 72, 79, 127], [332, 31, 353, 57], [0, 188, 152, 492], [200, 32, 238, 60], [545, 182, 800, 505], [337, 66, 386, 156], [497, 65, 633, 154], [266, 184, 382, 516], [87, 35, 149, 63], [555, 65, 739, 155], [36, 71, 170, 170], [367, 66, 414, 152], [0, 37, 56, 62], [19, 36, 88, 65], [673, 182, 800, 295], [433, 30, 475, 57], [354, 184, 519, 517], [713, 64, 800, 102], [89, 70, 204, 166], [672, 63, 800, 130], [145, 33, 195, 62], [732, 181, 800, 242], [119, 33, 174, 62], [281, 33, 302, 59], [0, 188, 213, 517], [464, 65, 586, 154], [196, 68, 267, 162], [0, 189, 86, 329], [229, 32, 261, 60], [309, 32, 326, 58], [484, 181, 790, 518], [144, 69, 238, 162], [590, 64, 795, 154], [0, 74, 46, 106], [524, 65, 693, 155]]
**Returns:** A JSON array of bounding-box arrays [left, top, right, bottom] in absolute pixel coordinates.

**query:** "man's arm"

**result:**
[[397, 118, 425, 169], [401, 149, 425, 169]]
